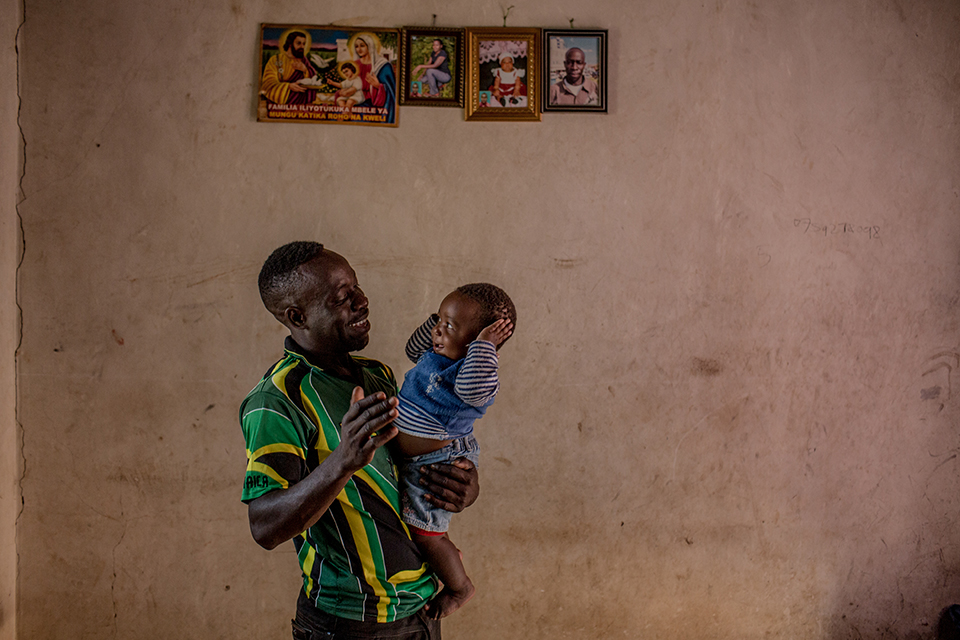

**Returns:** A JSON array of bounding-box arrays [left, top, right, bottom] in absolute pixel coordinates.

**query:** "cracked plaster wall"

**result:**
[[1, 0, 22, 636], [12, 0, 960, 638]]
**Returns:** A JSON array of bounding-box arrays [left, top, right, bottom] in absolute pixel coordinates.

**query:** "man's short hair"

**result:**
[[455, 283, 517, 347], [284, 31, 307, 51], [258, 241, 324, 312]]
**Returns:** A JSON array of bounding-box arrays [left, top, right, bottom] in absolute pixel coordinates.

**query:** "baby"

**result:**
[[393, 283, 516, 619], [490, 52, 526, 106], [326, 62, 365, 113]]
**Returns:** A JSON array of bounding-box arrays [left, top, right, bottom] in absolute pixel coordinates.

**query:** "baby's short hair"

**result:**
[[341, 62, 357, 74], [456, 283, 517, 347]]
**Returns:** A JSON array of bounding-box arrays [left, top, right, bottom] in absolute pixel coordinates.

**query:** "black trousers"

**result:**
[[292, 590, 441, 640]]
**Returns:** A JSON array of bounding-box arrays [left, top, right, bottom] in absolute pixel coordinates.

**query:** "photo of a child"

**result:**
[[465, 28, 540, 121], [478, 40, 528, 108]]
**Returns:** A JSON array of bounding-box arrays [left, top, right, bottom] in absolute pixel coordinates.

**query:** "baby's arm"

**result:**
[[405, 314, 439, 363], [454, 342, 501, 407], [455, 318, 512, 406]]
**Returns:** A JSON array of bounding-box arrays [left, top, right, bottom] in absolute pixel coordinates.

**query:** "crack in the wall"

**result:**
[[13, 0, 27, 634], [111, 497, 125, 639]]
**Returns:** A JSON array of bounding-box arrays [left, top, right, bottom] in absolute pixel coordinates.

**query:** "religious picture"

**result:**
[[257, 24, 399, 126], [542, 29, 607, 113]]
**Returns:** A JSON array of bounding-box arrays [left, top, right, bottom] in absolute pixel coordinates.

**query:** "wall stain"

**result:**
[[923, 351, 959, 400], [921, 386, 941, 400], [111, 329, 124, 346], [690, 357, 722, 376]]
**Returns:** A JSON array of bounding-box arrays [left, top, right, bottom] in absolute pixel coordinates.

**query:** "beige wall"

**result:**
[[1, 0, 22, 636], [13, 0, 960, 638]]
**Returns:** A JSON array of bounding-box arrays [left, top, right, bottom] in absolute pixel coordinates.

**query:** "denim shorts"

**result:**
[[399, 435, 480, 533]]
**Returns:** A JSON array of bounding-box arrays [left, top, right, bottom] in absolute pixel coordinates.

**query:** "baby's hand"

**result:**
[[477, 318, 513, 347]]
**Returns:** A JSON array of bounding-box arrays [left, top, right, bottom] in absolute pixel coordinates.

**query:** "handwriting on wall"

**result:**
[[794, 218, 881, 240]]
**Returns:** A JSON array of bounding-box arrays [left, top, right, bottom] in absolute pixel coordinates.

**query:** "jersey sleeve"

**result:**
[[454, 340, 500, 407], [405, 314, 439, 363], [240, 390, 312, 503]]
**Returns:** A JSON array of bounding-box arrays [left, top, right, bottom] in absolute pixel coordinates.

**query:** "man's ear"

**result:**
[[284, 306, 306, 329]]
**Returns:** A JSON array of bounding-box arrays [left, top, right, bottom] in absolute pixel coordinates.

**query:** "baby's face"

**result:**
[[343, 68, 355, 79], [432, 292, 483, 361], [500, 58, 514, 72]]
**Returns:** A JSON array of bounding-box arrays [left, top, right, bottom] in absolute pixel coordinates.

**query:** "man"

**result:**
[[548, 47, 598, 106], [260, 31, 318, 105], [241, 242, 479, 639]]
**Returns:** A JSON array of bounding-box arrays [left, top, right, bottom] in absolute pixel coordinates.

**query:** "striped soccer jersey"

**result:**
[[240, 338, 436, 622]]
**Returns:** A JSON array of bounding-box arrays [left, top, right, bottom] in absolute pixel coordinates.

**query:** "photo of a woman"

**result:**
[[400, 28, 464, 108]]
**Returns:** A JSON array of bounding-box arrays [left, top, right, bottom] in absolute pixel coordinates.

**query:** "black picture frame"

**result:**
[[399, 27, 465, 108], [541, 29, 607, 113]]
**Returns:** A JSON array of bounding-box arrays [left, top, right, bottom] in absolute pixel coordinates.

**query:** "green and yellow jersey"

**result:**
[[240, 338, 437, 622]]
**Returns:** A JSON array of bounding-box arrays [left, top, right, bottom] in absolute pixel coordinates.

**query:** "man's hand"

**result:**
[[289, 81, 307, 93], [421, 458, 479, 513], [330, 387, 399, 474], [248, 387, 397, 550]]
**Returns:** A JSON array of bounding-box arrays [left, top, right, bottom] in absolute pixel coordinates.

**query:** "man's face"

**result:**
[[290, 36, 307, 58], [564, 49, 585, 81], [432, 292, 483, 361], [294, 253, 370, 356], [432, 40, 442, 53]]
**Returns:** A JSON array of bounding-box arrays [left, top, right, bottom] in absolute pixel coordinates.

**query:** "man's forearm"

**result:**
[[247, 452, 352, 550]]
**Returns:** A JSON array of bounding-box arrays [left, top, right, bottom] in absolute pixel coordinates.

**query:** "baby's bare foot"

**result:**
[[426, 581, 475, 619]]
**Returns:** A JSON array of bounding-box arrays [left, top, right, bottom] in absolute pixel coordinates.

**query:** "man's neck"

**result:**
[[287, 337, 362, 383]]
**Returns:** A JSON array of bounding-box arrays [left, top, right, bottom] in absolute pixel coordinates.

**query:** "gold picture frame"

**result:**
[[465, 27, 541, 122]]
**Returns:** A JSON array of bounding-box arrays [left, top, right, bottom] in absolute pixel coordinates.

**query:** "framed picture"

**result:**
[[399, 27, 464, 107], [465, 27, 541, 122], [542, 29, 607, 113], [257, 24, 399, 126]]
